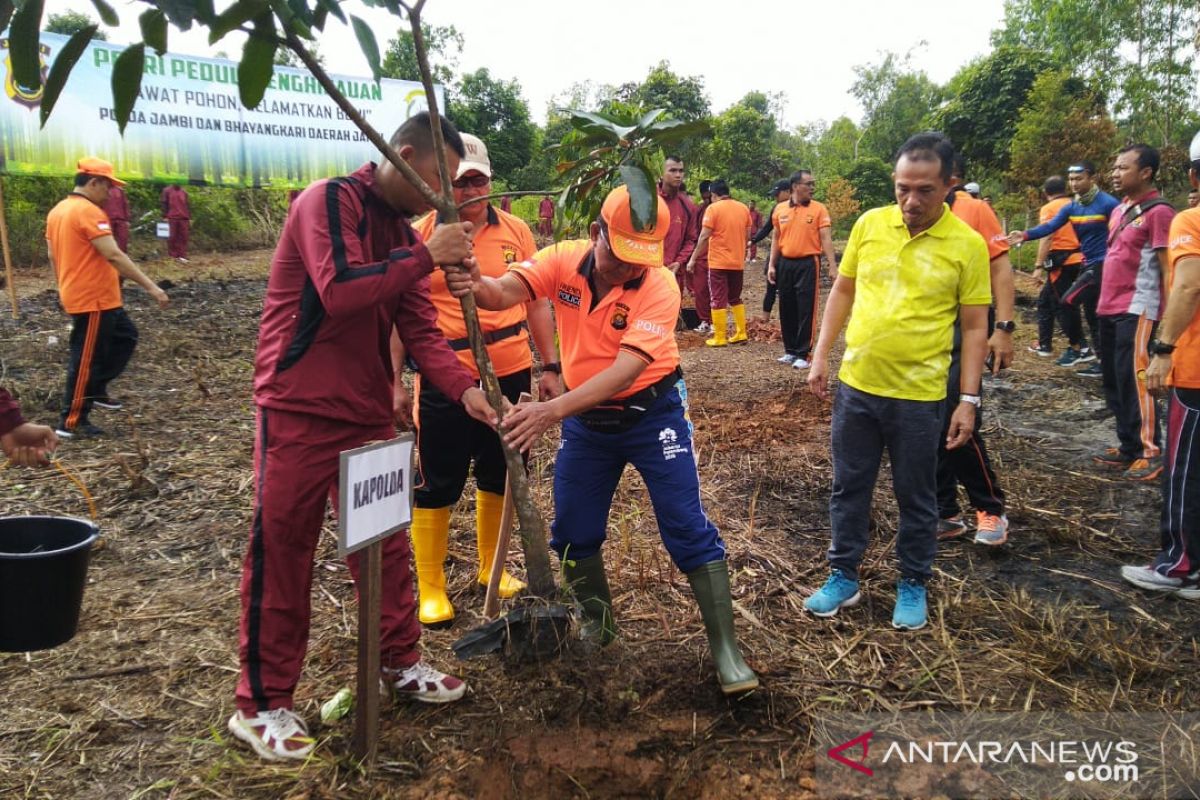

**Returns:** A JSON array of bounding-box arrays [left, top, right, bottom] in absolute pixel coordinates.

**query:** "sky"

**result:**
[[42, 0, 1009, 129]]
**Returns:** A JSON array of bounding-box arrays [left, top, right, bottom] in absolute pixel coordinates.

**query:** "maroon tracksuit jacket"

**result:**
[[658, 183, 699, 296], [0, 388, 25, 437], [102, 187, 130, 252], [237, 162, 475, 713]]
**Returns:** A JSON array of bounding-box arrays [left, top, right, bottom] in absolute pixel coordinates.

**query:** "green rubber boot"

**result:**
[[687, 561, 759, 695], [562, 553, 618, 646]]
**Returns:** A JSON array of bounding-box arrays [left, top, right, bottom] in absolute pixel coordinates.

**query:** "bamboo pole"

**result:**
[[0, 177, 18, 318]]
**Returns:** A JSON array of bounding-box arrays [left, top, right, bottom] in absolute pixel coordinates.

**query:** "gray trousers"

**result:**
[[828, 384, 944, 582]]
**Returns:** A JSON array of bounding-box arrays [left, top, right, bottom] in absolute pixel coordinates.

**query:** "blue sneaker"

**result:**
[[1055, 347, 1083, 367], [804, 570, 861, 618], [892, 579, 928, 630]]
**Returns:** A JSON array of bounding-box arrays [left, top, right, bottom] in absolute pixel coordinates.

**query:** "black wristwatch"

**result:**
[[542, 362, 562, 374], [995, 320, 1016, 333], [1149, 339, 1176, 356]]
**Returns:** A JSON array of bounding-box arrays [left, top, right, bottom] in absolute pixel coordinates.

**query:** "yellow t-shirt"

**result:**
[[838, 205, 992, 401]]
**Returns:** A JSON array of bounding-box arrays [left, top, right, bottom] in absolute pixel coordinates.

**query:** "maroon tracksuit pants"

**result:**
[[111, 220, 130, 253], [692, 263, 712, 324], [235, 407, 422, 713], [167, 219, 189, 258]]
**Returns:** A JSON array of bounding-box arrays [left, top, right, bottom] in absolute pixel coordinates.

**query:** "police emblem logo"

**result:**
[[2, 40, 51, 109], [611, 301, 630, 330], [502, 246, 518, 264]]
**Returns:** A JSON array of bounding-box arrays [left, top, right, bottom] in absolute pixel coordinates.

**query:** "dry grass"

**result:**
[[0, 256, 1195, 799]]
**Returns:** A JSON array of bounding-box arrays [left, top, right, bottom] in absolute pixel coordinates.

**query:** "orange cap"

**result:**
[[600, 185, 670, 266], [76, 157, 125, 186]]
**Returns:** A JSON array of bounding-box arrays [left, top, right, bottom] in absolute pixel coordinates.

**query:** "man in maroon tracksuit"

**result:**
[[102, 184, 131, 252], [659, 155, 699, 298], [160, 183, 190, 262], [1, 388, 57, 467], [228, 113, 496, 762], [538, 195, 554, 237], [689, 180, 714, 332]]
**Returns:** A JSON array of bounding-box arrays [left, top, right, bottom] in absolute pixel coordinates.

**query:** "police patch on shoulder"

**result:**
[[557, 284, 582, 308]]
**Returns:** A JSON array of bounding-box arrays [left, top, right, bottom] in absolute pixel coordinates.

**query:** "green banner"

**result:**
[[0, 31, 442, 187]]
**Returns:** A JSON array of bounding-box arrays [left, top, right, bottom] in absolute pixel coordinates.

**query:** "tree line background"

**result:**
[[8, 0, 1199, 268]]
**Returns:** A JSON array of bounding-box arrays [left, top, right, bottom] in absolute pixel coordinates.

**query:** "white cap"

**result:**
[[456, 133, 491, 179], [963, 182, 981, 196], [1190, 129, 1200, 161]]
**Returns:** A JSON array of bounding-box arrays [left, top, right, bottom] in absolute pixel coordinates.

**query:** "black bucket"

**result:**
[[0, 516, 99, 652]]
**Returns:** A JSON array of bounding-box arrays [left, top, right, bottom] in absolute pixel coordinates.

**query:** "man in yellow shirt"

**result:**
[[805, 133, 992, 631]]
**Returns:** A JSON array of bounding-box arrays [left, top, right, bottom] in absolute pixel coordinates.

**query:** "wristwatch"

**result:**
[[1149, 339, 1176, 356], [542, 362, 562, 374], [994, 320, 1016, 333], [959, 394, 982, 407]]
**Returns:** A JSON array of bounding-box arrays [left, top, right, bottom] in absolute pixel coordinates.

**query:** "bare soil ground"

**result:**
[[1, 254, 1196, 799]]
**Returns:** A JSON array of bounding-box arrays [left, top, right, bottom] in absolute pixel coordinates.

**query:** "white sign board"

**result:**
[[155, 222, 170, 239], [338, 434, 415, 557]]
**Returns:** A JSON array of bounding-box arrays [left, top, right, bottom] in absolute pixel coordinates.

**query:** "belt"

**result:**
[[779, 253, 819, 261], [446, 321, 527, 352], [575, 367, 683, 432], [580, 367, 683, 414]]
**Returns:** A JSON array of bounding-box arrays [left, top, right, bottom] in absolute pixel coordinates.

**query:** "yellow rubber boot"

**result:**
[[705, 308, 728, 347], [410, 506, 454, 625], [729, 304, 748, 344], [475, 490, 526, 597]]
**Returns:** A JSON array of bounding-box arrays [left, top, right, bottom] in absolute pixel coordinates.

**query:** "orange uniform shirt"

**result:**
[[416, 206, 536, 378], [1040, 197, 1083, 265], [951, 193, 1010, 261], [772, 199, 831, 258], [1166, 208, 1200, 389], [509, 240, 680, 399], [701, 198, 752, 270], [45, 194, 122, 314]]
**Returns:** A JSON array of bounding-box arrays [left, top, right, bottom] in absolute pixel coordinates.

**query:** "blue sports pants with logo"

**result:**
[[550, 381, 725, 573]]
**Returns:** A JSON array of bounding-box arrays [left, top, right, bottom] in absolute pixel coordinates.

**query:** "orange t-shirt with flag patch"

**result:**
[[416, 206, 537, 378], [772, 199, 831, 258], [951, 193, 1010, 261], [509, 240, 680, 399], [1165, 207, 1200, 389], [701, 198, 752, 270], [45, 194, 122, 314], [1040, 197, 1083, 266]]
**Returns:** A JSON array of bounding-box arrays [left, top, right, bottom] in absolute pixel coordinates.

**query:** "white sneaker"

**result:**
[[1119, 564, 1183, 593], [227, 708, 315, 761], [777, 353, 797, 364], [693, 322, 713, 334], [385, 660, 467, 704], [792, 358, 811, 370]]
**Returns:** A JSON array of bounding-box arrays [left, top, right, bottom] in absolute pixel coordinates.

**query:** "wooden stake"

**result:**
[[352, 539, 381, 767], [483, 477, 516, 619], [0, 177, 18, 318], [484, 392, 531, 618]]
